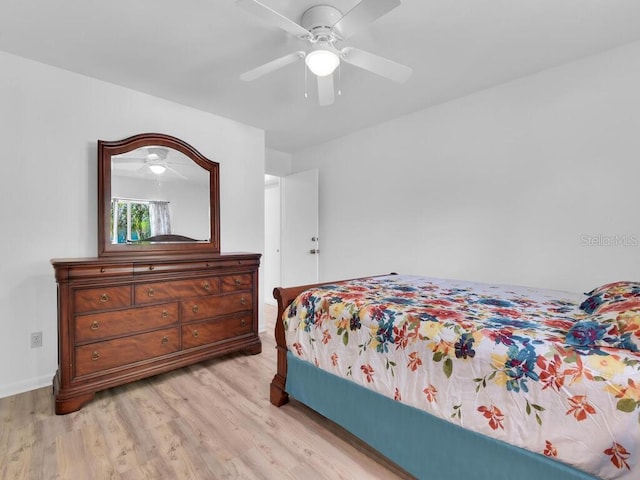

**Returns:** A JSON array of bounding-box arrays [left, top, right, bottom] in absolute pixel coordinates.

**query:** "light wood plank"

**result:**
[[0, 305, 414, 480]]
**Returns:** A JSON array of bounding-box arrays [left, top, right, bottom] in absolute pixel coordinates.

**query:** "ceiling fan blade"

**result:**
[[115, 156, 147, 163], [235, 0, 310, 37], [317, 74, 335, 106], [166, 166, 187, 180], [240, 51, 305, 81], [134, 162, 164, 174], [341, 47, 412, 83], [332, 0, 401, 40]]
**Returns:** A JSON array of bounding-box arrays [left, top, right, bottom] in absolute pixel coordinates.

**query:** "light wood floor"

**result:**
[[0, 305, 414, 480]]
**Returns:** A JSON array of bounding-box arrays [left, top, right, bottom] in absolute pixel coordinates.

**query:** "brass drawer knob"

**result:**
[[240, 297, 247, 306], [90, 321, 100, 331], [192, 304, 199, 313], [147, 288, 155, 297], [203, 281, 211, 291], [235, 278, 241, 285], [91, 351, 100, 361], [148, 265, 155, 271], [161, 336, 169, 345], [193, 330, 199, 338], [241, 319, 246, 327], [99, 293, 109, 303], [100, 267, 106, 273], [161, 310, 168, 319]]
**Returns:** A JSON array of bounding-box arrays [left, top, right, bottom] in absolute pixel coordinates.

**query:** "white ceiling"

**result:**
[[2, 0, 640, 153]]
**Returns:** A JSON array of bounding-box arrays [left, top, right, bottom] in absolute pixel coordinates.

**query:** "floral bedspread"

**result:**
[[283, 275, 640, 479]]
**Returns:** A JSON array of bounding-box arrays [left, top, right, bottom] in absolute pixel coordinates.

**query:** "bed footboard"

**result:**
[[270, 275, 396, 407], [270, 283, 319, 406]]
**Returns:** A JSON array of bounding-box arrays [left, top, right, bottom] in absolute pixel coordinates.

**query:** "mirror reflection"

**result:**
[[111, 146, 210, 244]]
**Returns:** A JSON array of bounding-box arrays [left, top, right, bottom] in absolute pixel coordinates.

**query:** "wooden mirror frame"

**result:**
[[98, 133, 220, 257]]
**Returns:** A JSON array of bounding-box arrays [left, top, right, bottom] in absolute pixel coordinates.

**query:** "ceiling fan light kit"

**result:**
[[236, 0, 411, 105], [305, 46, 340, 76], [148, 164, 167, 175]]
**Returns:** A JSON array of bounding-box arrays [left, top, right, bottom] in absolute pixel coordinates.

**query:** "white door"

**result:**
[[281, 169, 319, 287], [264, 176, 281, 305]]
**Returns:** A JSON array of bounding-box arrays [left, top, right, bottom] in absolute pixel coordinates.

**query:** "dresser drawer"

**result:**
[[68, 264, 133, 279], [182, 314, 253, 349], [134, 258, 258, 273], [181, 292, 253, 322], [75, 303, 179, 342], [74, 286, 131, 314], [135, 277, 220, 305], [75, 327, 180, 377], [220, 274, 252, 292], [133, 260, 217, 275]]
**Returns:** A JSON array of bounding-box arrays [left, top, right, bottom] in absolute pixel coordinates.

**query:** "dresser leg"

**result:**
[[54, 392, 96, 415], [243, 341, 262, 355]]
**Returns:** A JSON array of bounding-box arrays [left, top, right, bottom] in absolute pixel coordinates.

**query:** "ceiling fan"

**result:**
[[236, 0, 412, 106]]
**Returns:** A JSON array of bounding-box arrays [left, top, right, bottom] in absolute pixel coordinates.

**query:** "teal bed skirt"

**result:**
[[286, 352, 599, 480]]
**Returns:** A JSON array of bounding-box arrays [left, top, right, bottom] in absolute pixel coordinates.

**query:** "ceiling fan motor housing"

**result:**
[[301, 5, 343, 42], [147, 147, 169, 160]]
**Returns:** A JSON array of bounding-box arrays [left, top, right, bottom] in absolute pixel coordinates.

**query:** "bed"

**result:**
[[270, 274, 640, 480]]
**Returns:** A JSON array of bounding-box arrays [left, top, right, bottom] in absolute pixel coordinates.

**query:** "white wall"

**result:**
[[265, 148, 292, 176], [292, 40, 640, 294], [0, 51, 265, 398]]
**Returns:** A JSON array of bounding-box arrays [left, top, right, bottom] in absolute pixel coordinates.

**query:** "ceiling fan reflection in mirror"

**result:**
[[113, 147, 188, 180], [144, 147, 170, 175], [236, 0, 412, 106]]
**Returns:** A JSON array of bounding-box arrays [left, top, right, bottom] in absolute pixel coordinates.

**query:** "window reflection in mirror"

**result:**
[[110, 146, 210, 244]]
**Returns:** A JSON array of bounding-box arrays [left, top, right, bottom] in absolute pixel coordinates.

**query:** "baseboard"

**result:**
[[0, 373, 54, 399]]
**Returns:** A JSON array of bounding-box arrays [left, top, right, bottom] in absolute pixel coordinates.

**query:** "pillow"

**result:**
[[579, 281, 640, 314], [579, 295, 606, 314], [598, 298, 640, 314], [585, 281, 637, 296], [565, 320, 617, 348], [600, 308, 640, 351], [565, 309, 640, 352]]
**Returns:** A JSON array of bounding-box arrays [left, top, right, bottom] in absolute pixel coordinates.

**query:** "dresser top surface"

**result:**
[[51, 252, 261, 267]]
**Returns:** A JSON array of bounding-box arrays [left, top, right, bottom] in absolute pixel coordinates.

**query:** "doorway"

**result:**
[[263, 169, 320, 304], [264, 175, 281, 305]]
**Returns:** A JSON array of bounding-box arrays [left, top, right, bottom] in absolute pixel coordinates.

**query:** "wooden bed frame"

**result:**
[[270, 282, 317, 407], [268, 279, 599, 480], [271, 275, 392, 406]]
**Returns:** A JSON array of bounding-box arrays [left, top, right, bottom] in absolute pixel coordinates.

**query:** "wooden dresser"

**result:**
[[51, 252, 261, 414]]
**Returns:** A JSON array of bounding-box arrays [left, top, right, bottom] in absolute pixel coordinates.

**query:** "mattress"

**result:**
[[283, 275, 640, 479]]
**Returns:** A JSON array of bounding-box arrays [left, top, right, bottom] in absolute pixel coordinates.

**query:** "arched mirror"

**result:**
[[98, 133, 220, 257]]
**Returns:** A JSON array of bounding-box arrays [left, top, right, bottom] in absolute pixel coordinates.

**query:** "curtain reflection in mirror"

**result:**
[[149, 201, 171, 237]]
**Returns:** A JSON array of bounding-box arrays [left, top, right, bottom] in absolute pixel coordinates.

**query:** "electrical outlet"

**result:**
[[31, 331, 43, 348]]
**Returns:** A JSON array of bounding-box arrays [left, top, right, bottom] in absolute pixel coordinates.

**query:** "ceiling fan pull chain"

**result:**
[[304, 60, 308, 99], [338, 63, 342, 96]]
